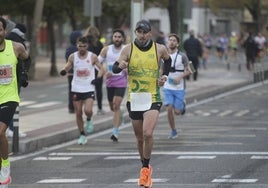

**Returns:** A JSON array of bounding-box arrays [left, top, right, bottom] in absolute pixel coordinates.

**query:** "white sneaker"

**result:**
[[0, 164, 11, 185]]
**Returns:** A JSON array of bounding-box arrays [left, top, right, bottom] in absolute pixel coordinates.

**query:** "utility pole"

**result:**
[[131, 0, 144, 40], [90, 0, 95, 26]]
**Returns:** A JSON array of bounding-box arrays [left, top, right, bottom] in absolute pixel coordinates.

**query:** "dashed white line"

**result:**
[[234, 110, 250, 117], [33, 157, 72, 160], [251, 155, 268, 159], [37, 179, 86, 183], [104, 156, 140, 160], [124, 178, 169, 183], [218, 110, 233, 117], [211, 179, 258, 183], [177, 156, 216, 159], [28, 101, 62, 108], [49, 151, 268, 156]]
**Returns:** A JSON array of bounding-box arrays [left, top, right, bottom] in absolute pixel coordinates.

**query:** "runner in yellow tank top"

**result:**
[[128, 41, 161, 103], [0, 17, 30, 185], [112, 19, 171, 188]]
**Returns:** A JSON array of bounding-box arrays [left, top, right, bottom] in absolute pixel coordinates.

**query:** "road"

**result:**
[[8, 82, 268, 188]]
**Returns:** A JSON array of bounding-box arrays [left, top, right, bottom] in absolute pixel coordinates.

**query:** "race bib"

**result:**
[[130, 92, 152, 111], [0, 65, 12, 84], [75, 68, 90, 80]]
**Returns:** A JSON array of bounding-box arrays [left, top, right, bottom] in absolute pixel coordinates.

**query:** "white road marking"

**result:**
[[33, 157, 72, 160], [28, 101, 61, 108], [251, 155, 268, 159], [177, 156, 216, 159], [221, 174, 232, 178], [37, 179, 86, 183], [211, 179, 258, 183], [218, 110, 233, 117], [234, 110, 250, 117], [124, 178, 169, 183], [104, 156, 140, 160], [19, 101, 36, 106], [49, 151, 268, 156]]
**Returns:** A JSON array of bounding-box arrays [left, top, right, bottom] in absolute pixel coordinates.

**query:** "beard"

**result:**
[[114, 41, 122, 48]]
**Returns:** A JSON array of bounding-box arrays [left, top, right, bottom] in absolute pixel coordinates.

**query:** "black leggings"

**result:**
[[95, 69, 103, 110]]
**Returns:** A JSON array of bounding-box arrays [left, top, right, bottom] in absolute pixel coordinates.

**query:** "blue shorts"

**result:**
[[163, 88, 185, 111]]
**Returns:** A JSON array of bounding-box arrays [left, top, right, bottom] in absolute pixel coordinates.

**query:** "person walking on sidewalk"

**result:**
[[65, 30, 82, 113], [0, 17, 30, 185], [98, 29, 127, 142], [60, 36, 104, 145], [242, 32, 258, 71], [163, 33, 191, 139], [112, 19, 171, 188], [183, 30, 202, 81]]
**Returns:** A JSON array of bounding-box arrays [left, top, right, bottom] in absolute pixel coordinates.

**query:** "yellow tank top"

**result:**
[[127, 42, 161, 102], [0, 40, 19, 104]]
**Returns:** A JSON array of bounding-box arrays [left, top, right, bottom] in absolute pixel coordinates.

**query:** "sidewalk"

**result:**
[[10, 54, 254, 154]]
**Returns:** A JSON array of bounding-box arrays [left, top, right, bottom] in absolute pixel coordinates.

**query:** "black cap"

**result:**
[[135, 19, 151, 32]]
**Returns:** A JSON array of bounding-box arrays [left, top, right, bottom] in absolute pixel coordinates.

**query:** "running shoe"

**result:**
[[110, 134, 118, 142], [77, 135, 87, 145], [168, 129, 178, 139], [138, 165, 153, 187], [86, 120, 94, 133], [97, 109, 105, 115], [0, 175, 11, 185]]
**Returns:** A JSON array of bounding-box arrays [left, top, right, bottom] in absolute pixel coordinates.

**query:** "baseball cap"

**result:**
[[135, 19, 151, 33]]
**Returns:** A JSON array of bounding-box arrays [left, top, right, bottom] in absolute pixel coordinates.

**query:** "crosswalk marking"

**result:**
[[251, 155, 268, 159], [20, 101, 36, 106], [49, 151, 268, 156], [104, 156, 140, 160], [177, 156, 216, 159], [33, 157, 72, 160], [234, 110, 250, 117], [218, 110, 233, 117], [124, 178, 169, 183], [37, 179, 86, 183], [28, 101, 62, 108], [211, 179, 258, 183]]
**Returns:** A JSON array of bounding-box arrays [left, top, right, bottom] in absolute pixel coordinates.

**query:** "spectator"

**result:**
[[183, 30, 202, 81], [242, 32, 258, 71], [83, 26, 105, 115], [6, 23, 29, 138], [65, 30, 82, 113]]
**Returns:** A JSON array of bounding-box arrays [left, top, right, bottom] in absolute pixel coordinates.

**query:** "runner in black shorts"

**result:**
[[126, 102, 162, 120]]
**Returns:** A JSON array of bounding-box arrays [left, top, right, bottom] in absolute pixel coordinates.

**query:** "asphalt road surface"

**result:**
[[8, 82, 268, 188]]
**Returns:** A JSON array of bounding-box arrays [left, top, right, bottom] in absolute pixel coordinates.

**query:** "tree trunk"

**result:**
[[47, 15, 58, 77], [168, 0, 179, 34], [29, 0, 45, 80]]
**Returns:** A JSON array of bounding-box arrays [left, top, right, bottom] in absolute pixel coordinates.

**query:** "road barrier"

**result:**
[[253, 62, 268, 82]]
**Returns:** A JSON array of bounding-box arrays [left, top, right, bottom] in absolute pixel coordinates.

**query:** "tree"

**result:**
[[29, 0, 45, 79], [200, 0, 267, 31]]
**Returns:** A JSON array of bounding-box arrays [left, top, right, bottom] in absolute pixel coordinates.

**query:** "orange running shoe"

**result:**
[[138, 165, 153, 187]]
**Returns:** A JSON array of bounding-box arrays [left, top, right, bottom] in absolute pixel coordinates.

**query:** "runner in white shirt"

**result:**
[[163, 33, 191, 139], [254, 32, 266, 62], [60, 36, 104, 145]]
